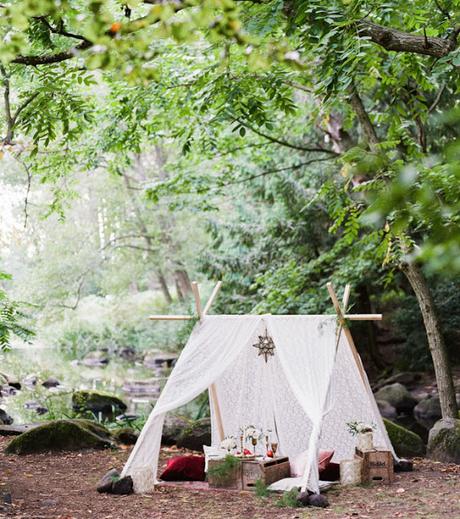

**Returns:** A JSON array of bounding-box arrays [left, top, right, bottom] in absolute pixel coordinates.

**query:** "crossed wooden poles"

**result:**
[[148, 281, 382, 442]]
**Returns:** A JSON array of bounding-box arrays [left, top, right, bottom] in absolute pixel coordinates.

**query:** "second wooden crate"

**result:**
[[241, 457, 290, 490]]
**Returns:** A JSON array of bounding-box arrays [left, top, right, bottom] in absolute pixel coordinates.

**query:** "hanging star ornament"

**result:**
[[252, 331, 275, 363]]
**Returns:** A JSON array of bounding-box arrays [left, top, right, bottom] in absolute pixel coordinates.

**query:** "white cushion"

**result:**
[[203, 445, 227, 472]]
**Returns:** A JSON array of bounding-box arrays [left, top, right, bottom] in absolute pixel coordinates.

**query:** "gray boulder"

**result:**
[[97, 469, 120, 493], [82, 350, 109, 367], [118, 347, 137, 361], [376, 399, 397, 420], [24, 401, 48, 415], [144, 351, 178, 369], [414, 396, 442, 430], [307, 493, 329, 508], [113, 427, 138, 445], [0, 386, 17, 397], [374, 383, 417, 413], [427, 418, 460, 464], [72, 390, 126, 419], [162, 414, 191, 445], [0, 409, 13, 425], [42, 377, 60, 389], [176, 417, 211, 452], [111, 476, 133, 495], [23, 374, 38, 388], [0, 373, 21, 390], [122, 379, 160, 397], [374, 372, 423, 391], [414, 395, 460, 430]]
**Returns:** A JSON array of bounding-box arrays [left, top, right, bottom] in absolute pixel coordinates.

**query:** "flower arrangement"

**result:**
[[346, 421, 376, 451], [346, 421, 376, 436], [220, 436, 237, 453], [244, 425, 262, 441]]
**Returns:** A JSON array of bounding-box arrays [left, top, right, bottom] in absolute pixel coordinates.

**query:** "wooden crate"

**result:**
[[241, 457, 290, 490], [207, 458, 242, 489], [355, 448, 394, 484]]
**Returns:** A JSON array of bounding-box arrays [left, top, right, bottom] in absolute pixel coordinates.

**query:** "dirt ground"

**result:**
[[0, 437, 459, 519]]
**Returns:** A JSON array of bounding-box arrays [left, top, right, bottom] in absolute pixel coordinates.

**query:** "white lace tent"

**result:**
[[122, 282, 396, 494]]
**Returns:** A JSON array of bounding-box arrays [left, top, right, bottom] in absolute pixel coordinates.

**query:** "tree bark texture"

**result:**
[[174, 268, 192, 301], [401, 261, 458, 419], [358, 21, 459, 58]]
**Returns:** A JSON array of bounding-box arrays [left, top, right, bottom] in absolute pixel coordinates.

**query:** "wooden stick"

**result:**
[[327, 282, 368, 383], [209, 384, 225, 442], [191, 281, 225, 442], [191, 281, 203, 319], [344, 314, 382, 321], [342, 284, 351, 312], [148, 315, 194, 320], [203, 281, 222, 316]]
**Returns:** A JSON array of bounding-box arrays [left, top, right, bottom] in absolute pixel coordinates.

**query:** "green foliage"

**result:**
[[276, 488, 301, 508], [254, 478, 270, 498], [207, 454, 241, 483], [390, 279, 460, 370], [0, 273, 34, 351]]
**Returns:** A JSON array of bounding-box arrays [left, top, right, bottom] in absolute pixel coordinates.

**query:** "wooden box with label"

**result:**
[[355, 448, 394, 484]]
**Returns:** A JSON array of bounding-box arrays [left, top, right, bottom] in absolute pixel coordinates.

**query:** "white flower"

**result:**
[[220, 436, 237, 451]]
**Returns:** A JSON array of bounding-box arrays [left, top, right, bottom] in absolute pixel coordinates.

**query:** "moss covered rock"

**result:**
[[177, 417, 211, 451], [113, 427, 138, 445], [384, 418, 425, 457], [72, 390, 126, 419], [162, 414, 191, 446], [427, 418, 460, 463], [5, 419, 113, 454]]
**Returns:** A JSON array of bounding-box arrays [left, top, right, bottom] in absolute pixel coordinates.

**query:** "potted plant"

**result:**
[[346, 421, 375, 451]]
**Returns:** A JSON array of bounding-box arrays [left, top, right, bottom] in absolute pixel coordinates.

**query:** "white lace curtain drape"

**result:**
[[122, 315, 395, 494]]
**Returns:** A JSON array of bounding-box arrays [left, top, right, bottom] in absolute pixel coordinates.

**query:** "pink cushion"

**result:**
[[318, 449, 334, 472], [160, 455, 206, 482], [290, 449, 335, 477]]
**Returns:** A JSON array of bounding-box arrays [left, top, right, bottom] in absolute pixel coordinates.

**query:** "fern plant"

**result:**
[[0, 280, 35, 351]]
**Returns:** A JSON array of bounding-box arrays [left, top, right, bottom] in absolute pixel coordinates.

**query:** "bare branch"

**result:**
[[233, 117, 337, 155], [220, 157, 335, 187], [37, 17, 89, 42], [358, 20, 459, 58], [12, 41, 92, 66]]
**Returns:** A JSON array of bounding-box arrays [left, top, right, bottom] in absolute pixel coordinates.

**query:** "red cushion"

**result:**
[[160, 455, 206, 482], [318, 449, 334, 472]]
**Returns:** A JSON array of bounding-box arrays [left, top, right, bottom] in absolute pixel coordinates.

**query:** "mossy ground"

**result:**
[[1, 438, 459, 519]]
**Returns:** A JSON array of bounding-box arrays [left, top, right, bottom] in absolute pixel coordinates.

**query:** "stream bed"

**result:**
[[0, 342, 173, 425]]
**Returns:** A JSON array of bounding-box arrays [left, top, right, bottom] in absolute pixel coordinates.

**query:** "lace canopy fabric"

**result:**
[[122, 315, 395, 494]]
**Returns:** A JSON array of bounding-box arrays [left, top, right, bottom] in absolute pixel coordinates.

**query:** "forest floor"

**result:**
[[0, 437, 459, 519]]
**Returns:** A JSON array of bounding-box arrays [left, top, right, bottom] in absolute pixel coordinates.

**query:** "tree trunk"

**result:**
[[401, 261, 457, 419], [174, 268, 192, 301], [157, 270, 172, 305]]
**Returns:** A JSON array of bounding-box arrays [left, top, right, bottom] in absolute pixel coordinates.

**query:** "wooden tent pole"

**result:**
[[148, 315, 193, 320], [191, 282, 203, 319], [342, 284, 351, 312], [327, 282, 368, 384], [191, 282, 225, 442], [203, 281, 222, 316]]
